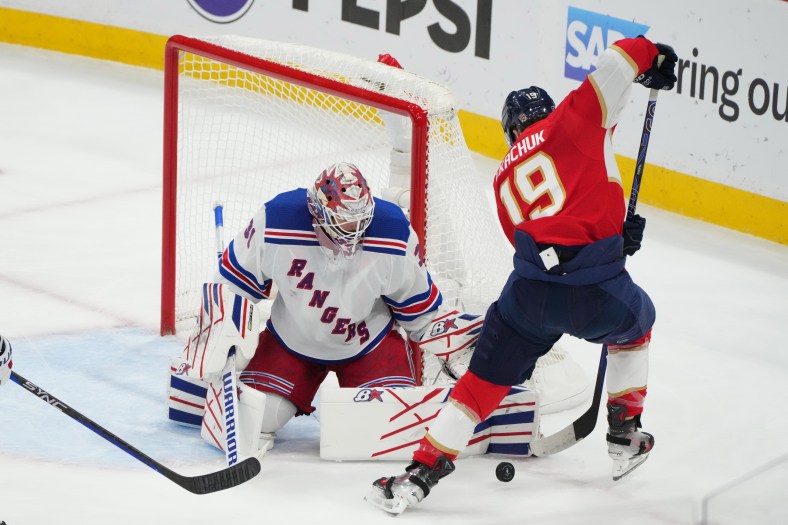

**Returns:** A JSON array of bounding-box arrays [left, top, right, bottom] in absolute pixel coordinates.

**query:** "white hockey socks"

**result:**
[[606, 341, 649, 412], [422, 399, 480, 458]]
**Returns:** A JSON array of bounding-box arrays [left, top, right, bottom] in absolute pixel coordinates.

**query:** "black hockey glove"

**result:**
[[634, 42, 677, 91], [623, 214, 646, 257]]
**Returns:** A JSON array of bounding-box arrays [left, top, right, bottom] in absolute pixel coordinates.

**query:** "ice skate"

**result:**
[[606, 403, 654, 481], [365, 456, 455, 515]]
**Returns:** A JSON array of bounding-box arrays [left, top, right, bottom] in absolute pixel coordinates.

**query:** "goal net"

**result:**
[[160, 35, 588, 410]]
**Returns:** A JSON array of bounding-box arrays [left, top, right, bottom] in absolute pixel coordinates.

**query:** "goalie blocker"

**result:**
[[169, 282, 270, 461]]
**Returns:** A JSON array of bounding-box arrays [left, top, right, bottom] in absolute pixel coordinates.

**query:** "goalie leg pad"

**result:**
[[485, 386, 539, 456], [168, 355, 208, 428], [201, 379, 267, 460], [318, 383, 537, 461]]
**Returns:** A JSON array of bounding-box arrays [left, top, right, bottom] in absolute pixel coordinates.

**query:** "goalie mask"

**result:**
[[307, 162, 375, 257], [501, 86, 555, 147]]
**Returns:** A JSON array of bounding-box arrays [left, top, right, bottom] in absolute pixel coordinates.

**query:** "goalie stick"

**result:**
[[213, 201, 225, 266], [531, 87, 660, 457], [212, 201, 243, 467], [10, 371, 261, 494]]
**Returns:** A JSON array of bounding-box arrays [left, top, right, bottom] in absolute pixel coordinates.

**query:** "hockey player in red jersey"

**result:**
[[367, 36, 677, 514]]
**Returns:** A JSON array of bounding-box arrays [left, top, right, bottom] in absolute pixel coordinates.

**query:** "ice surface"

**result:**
[[1, 43, 787, 525]]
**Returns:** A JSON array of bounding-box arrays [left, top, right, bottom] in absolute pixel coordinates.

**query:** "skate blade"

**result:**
[[612, 453, 650, 481], [364, 488, 409, 515]]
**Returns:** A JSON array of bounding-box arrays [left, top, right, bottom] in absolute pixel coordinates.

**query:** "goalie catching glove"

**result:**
[[413, 309, 484, 383], [183, 283, 260, 381]]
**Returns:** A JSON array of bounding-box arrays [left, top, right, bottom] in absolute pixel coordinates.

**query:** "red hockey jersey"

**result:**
[[493, 37, 658, 247]]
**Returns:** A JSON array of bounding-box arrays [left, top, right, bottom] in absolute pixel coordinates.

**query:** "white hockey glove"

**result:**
[[413, 309, 484, 384], [0, 334, 12, 386], [183, 283, 260, 382]]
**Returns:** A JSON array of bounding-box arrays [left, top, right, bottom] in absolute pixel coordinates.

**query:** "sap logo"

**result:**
[[187, 0, 255, 23], [565, 7, 649, 82]]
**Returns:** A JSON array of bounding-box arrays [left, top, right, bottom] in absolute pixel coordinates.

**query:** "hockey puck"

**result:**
[[495, 461, 515, 482]]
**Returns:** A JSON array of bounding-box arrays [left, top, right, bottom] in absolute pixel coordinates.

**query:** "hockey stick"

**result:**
[[213, 201, 225, 266], [529, 345, 608, 456], [530, 88, 660, 457], [626, 88, 660, 221], [212, 201, 243, 467], [10, 371, 261, 494]]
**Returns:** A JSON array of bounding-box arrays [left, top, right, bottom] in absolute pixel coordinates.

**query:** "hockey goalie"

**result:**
[[164, 161, 567, 464]]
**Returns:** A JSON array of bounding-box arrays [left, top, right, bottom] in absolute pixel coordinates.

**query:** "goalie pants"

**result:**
[[240, 328, 416, 415], [469, 232, 655, 388]]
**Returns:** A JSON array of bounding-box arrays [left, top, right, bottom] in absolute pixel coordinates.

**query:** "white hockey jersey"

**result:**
[[217, 188, 442, 363]]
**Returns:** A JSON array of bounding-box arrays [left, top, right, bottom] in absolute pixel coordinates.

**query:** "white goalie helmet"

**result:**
[[307, 162, 375, 256]]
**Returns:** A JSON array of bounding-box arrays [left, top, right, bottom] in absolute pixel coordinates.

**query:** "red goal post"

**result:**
[[159, 35, 588, 411]]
